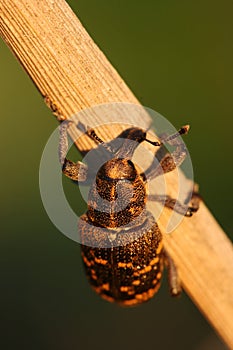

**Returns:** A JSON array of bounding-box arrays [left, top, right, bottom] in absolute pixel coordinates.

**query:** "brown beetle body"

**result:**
[[79, 157, 163, 306]]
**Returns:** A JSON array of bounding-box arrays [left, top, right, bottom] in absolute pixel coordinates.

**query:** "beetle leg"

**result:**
[[59, 120, 72, 165], [148, 183, 200, 217], [59, 120, 88, 182], [62, 159, 88, 182], [143, 142, 188, 180], [163, 248, 181, 296], [143, 126, 189, 181], [185, 183, 201, 214]]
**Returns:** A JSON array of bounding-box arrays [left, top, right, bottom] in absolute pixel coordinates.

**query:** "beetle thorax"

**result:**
[[87, 158, 147, 228], [98, 158, 136, 181]]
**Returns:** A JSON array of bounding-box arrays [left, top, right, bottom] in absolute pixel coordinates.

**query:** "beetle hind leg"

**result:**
[[163, 248, 182, 297]]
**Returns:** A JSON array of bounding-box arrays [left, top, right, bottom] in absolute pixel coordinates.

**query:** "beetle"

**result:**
[[58, 121, 200, 306]]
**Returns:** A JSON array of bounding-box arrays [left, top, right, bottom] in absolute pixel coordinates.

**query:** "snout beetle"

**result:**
[[59, 122, 200, 306]]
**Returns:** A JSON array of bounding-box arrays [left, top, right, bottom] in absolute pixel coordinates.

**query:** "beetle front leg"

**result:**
[[143, 142, 188, 180], [58, 120, 72, 165], [59, 120, 88, 182], [143, 126, 189, 181], [62, 159, 88, 182]]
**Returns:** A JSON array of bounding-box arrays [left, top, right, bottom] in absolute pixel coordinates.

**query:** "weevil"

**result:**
[[59, 122, 200, 306]]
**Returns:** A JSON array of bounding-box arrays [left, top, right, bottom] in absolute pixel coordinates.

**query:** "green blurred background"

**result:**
[[1, 1, 232, 349]]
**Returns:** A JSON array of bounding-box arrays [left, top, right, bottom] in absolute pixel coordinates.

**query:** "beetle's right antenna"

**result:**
[[144, 138, 161, 147], [160, 125, 190, 144], [145, 125, 190, 147]]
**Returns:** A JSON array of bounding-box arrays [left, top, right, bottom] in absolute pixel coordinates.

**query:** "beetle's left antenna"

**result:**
[[77, 121, 114, 154]]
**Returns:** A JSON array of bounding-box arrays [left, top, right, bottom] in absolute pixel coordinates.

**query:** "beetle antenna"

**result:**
[[161, 125, 190, 143], [144, 138, 161, 147], [86, 127, 114, 154], [75, 121, 114, 153], [144, 124, 190, 147]]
